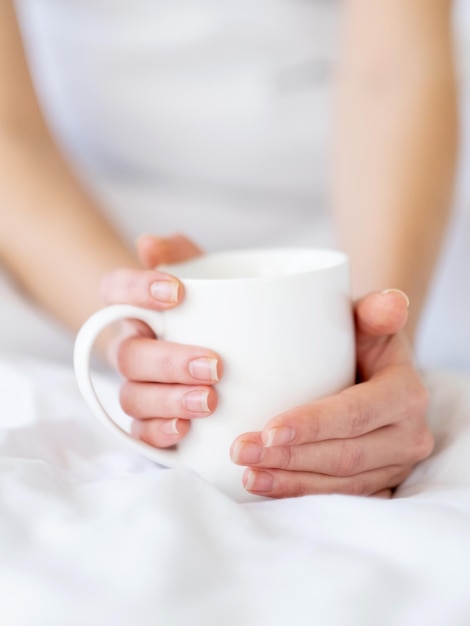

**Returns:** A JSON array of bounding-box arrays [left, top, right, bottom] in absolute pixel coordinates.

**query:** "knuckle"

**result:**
[[288, 476, 309, 498], [270, 472, 308, 499], [401, 379, 433, 464], [115, 338, 133, 378], [99, 270, 117, 304], [412, 428, 435, 462], [116, 272, 142, 305], [126, 272, 142, 300], [138, 422, 164, 448], [394, 466, 413, 487], [344, 475, 368, 497], [345, 393, 374, 437], [335, 443, 364, 477], [408, 381, 430, 417], [306, 412, 321, 441], [278, 446, 294, 471], [157, 350, 177, 380], [119, 382, 136, 417], [292, 484, 308, 499], [99, 268, 128, 304]]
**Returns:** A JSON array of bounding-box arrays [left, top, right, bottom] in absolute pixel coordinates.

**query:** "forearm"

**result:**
[[0, 0, 139, 334], [0, 126, 139, 332], [332, 0, 458, 339]]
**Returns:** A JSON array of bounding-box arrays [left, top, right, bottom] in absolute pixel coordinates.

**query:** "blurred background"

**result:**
[[3, 0, 470, 367]]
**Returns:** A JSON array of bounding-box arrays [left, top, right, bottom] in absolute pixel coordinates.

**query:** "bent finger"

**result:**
[[120, 382, 218, 419], [355, 290, 410, 341], [232, 424, 431, 476], [136, 233, 203, 269], [242, 465, 410, 499], [131, 417, 191, 449], [260, 367, 428, 446], [100, 268, 184, 310], [116, 336, 222, 384]]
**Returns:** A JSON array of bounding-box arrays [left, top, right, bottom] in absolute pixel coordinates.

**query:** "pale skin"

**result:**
[[0, 0, 458, 498]]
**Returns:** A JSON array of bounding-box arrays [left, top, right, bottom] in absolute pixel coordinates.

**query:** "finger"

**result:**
[[242, 465, 410, 499], [355, 290, 410, 341], [115, 336, 223, 384], [231, 424, 429, 476], [100, 268, 184, 310], [136, 233, 203, 269], [120, 382, 218, 419], [131, 417, 191, 449], [372, 489, 393, 499], [104, 319, 156, 370], [354, 290, 413, 378], [231, 426, 392, 476], [258, 367, 429, 446]]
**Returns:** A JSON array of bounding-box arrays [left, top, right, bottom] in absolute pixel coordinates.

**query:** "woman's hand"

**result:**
[[100, 234, 223, 448], [230, 289, 434, 499]]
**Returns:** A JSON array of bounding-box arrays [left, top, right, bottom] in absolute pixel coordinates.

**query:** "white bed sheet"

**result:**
[[1, 356, 470, 626]]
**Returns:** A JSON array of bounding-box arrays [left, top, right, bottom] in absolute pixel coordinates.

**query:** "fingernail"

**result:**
[[189, 357, 219, 382], [182, 389, 210, 413], [150, 280, 179, 304], [264, 426, 295, 447], [244, 470, 274, 493], [231, 442, 263, 465], [381, 289, 410, 309], [160, 418, 181, 436]]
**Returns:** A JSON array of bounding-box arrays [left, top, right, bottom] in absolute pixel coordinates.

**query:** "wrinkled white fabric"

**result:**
[[2, 6, 470, 624], [1, 357, 470, 626]]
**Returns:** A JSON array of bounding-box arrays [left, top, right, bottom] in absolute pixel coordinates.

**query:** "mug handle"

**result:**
[[73, 304, 183, 466]]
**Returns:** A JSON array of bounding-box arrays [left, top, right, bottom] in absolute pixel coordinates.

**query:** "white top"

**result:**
[[3, 0, 470, 368]]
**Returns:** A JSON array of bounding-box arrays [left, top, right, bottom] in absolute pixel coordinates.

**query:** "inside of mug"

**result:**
[[160, 248, 347, 280]]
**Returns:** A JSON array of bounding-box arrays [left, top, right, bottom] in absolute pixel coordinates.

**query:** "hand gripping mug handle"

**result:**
[[73, 304, 183, 466]]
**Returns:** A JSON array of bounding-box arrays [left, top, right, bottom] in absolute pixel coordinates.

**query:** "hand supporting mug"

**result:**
[[74, 247, 356, 502]]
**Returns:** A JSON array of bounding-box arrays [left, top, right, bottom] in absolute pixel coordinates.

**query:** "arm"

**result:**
[[100, 2, 459, 497], [332, 0, 458, 339], [229, 1, 458, 498], [0, 0, 219, 445], [0, 0, 140, 332]]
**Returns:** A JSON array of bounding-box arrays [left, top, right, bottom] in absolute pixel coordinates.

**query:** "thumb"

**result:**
[[136, 233, 203, 268], [354, 290, 412, 379], [355, 289, 410, 347]]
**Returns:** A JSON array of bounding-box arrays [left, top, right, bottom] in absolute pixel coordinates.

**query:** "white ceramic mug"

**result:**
[[74, 247, 355, 502]]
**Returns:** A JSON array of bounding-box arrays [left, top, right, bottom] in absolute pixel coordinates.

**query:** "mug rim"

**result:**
[[158, 246, 349, 282]]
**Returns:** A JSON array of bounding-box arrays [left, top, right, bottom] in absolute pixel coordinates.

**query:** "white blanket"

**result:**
[[1, 356, 470, 626]]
